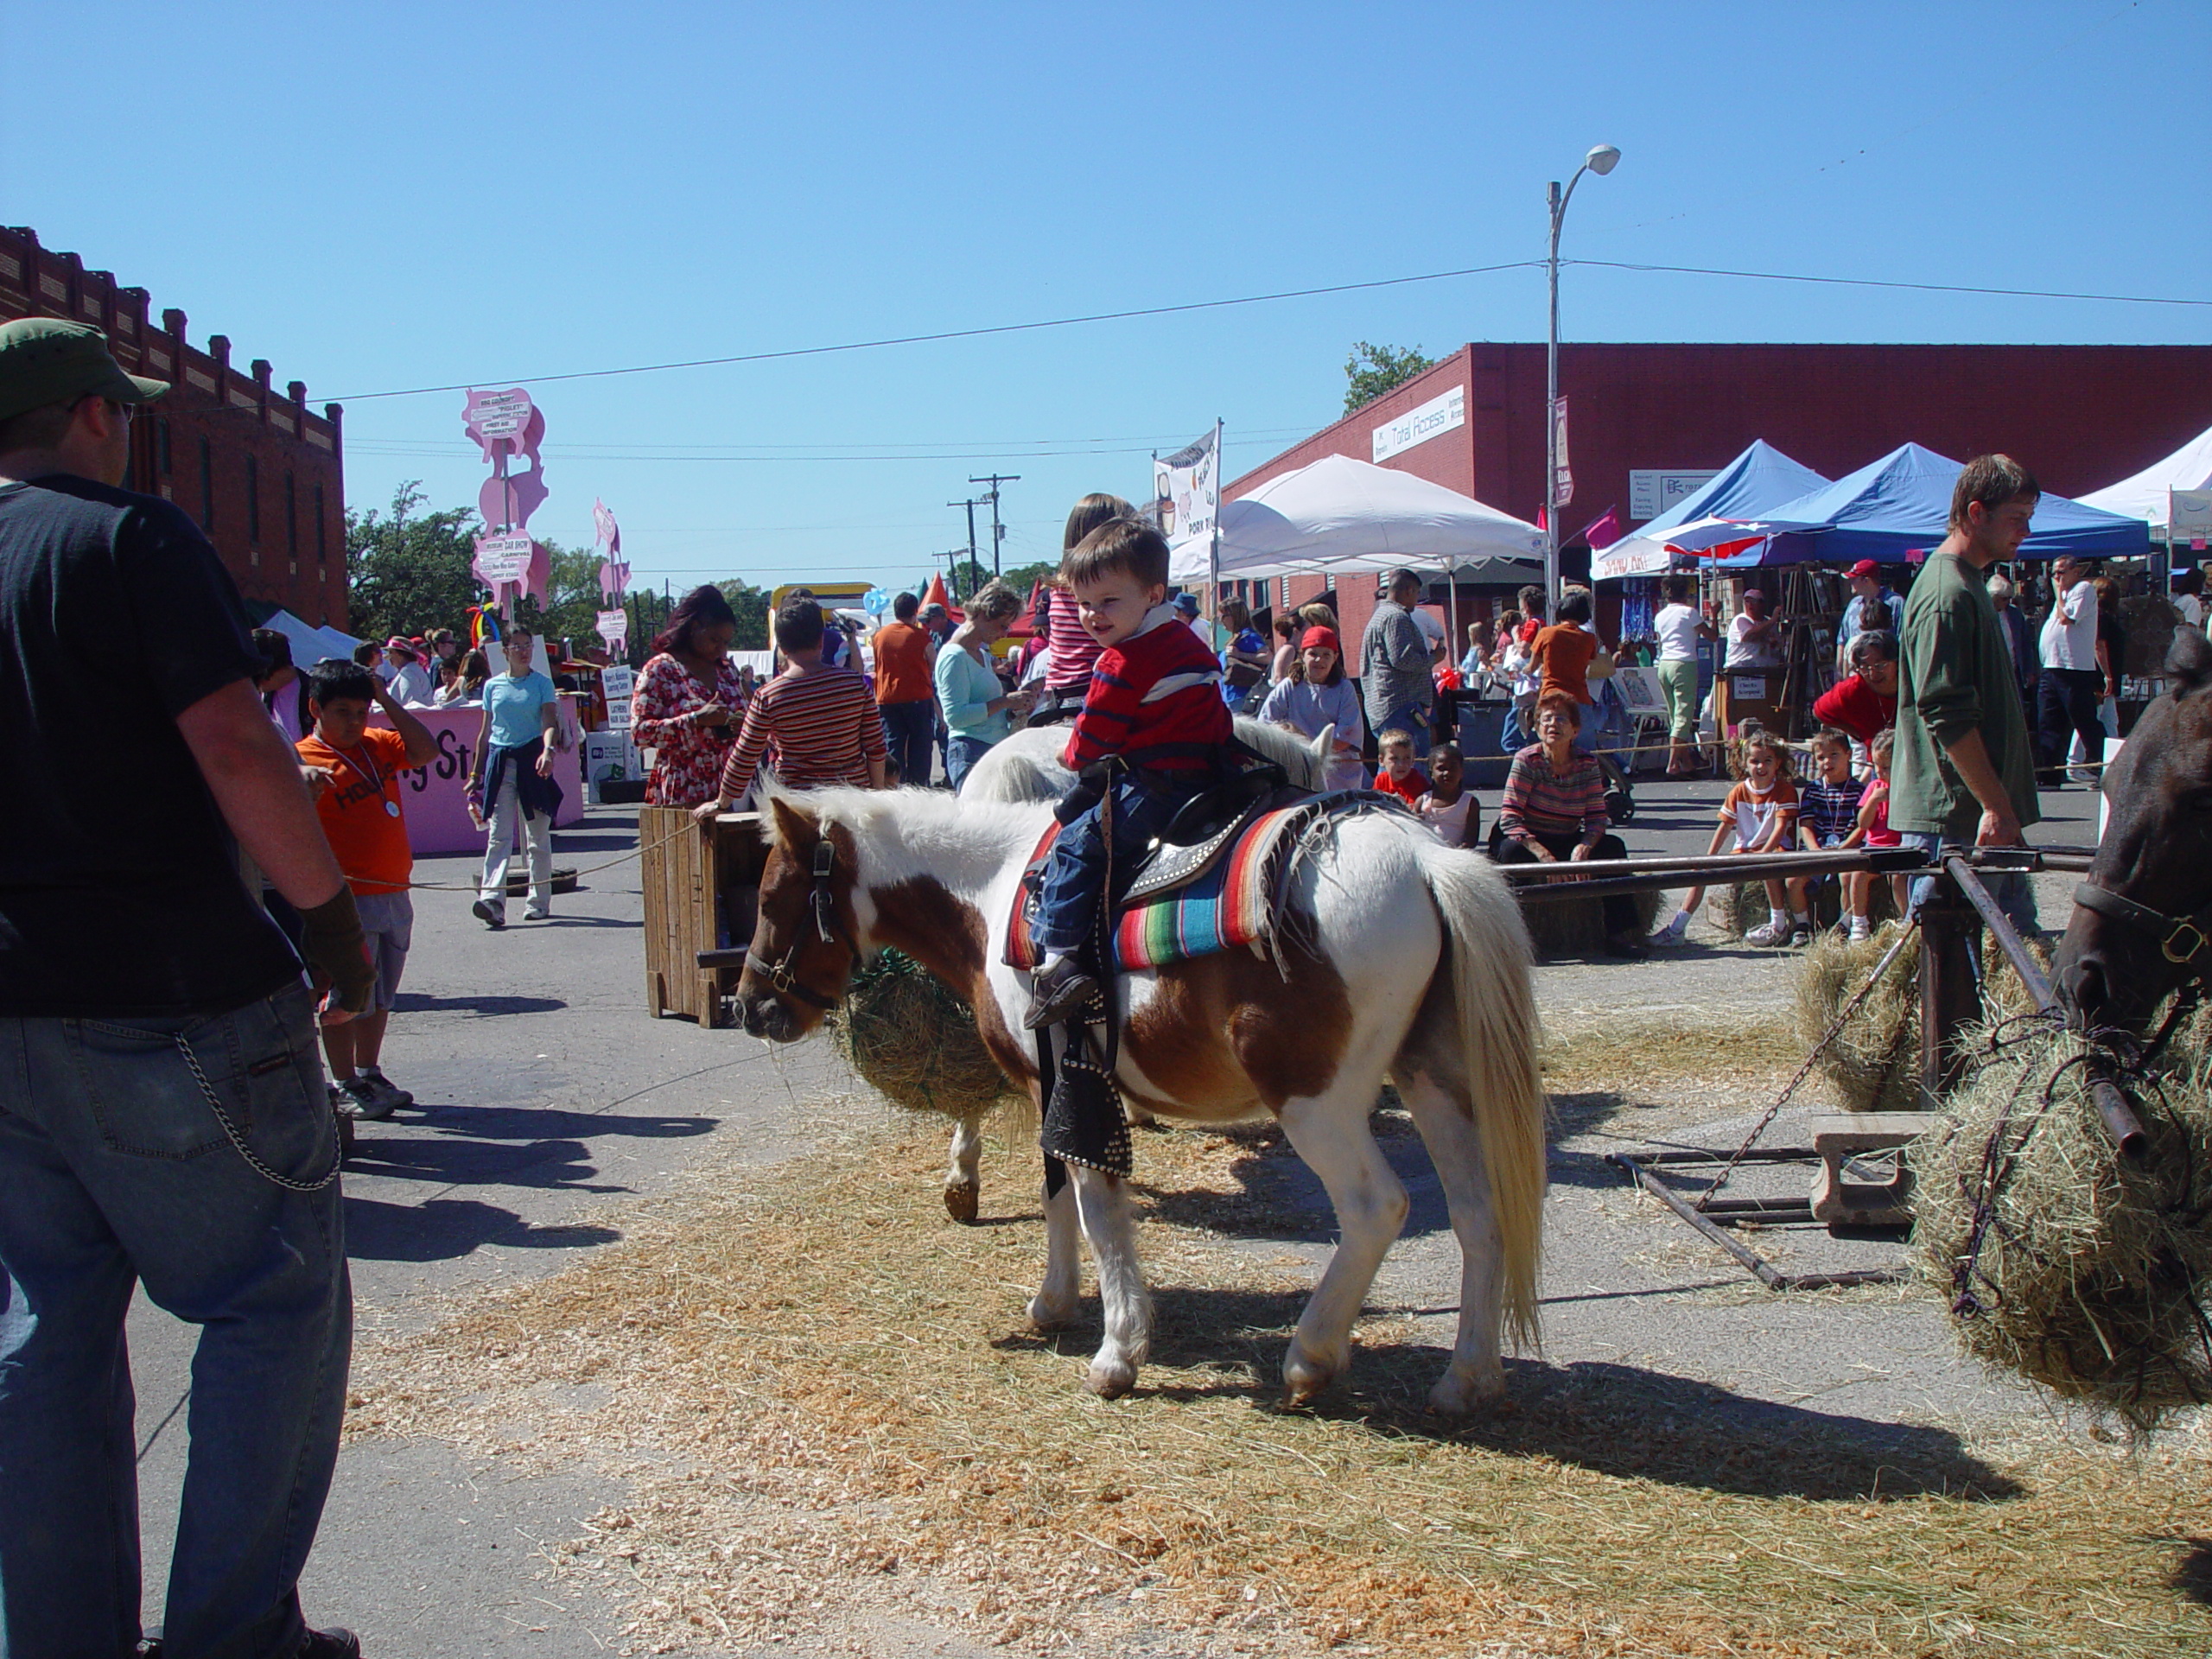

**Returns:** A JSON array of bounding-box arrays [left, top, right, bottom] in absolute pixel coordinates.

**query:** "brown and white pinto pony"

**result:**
[[737, 784, 1546, 1413], [2056, 626, 2212, 1035]]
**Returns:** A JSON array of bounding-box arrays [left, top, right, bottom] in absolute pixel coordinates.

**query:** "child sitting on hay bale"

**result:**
[[1785, 728, 1871, 941], [1653, 725, 1799, 947]]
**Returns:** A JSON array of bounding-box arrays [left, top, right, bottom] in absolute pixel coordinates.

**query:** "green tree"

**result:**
[[345, 481, 482, 643], [509, 539, 610, 654], [1000, 559, 1059, 600], [1343, 341, 1434, 414], [714, 582, 774, 650]]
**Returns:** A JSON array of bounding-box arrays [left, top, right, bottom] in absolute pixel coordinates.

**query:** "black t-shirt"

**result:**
[[0, 474, 302, 1015]]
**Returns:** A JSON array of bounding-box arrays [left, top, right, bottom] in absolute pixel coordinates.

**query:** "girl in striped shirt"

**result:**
[[695, 599, 887, 818], [1491, 695, 1646, 957]]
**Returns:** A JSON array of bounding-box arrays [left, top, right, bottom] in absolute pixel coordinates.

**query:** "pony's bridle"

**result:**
[[743, 838, 851, 1010], [2072, 880, 2212, 974]]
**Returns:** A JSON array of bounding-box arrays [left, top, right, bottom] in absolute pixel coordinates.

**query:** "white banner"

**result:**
[[1371, 385, 1465, 465], [1550, 396, 1573, 509], [1154, 427, 1220, 547]]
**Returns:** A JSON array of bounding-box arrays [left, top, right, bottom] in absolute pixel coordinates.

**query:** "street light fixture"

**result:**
[[1543, 143, 1622, 613]]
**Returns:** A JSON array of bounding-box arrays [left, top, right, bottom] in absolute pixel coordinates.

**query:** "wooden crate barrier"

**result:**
[[639, 806, 767, 1027]]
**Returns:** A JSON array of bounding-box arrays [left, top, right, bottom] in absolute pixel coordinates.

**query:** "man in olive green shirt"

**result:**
[[1891, 454, 2043, 932]]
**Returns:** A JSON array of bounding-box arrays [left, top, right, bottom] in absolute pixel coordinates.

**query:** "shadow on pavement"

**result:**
[[391, 991, 568, 1016], [1006, 1288, 2019, 1503], [343, 1194, 623, 1262]]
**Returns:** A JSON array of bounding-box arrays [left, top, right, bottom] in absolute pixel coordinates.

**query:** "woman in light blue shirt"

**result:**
[[933, 582, 1033, 790], [468, 629, 563, 926]]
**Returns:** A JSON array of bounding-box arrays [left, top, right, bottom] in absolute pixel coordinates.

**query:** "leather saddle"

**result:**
[[1122, 768, 1298, 904]]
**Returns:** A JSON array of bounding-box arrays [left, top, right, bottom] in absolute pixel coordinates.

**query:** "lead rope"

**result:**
[[171, 1033, 344, 1194], [1694, 920, 1920, 1211]]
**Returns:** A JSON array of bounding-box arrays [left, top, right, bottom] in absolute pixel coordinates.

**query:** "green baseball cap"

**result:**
[[0, 317, 170, 423]]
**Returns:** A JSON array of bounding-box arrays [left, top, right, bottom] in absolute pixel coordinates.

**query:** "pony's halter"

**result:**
[[744, 837, 849, 1010], [2073, 880, 2212, 972]]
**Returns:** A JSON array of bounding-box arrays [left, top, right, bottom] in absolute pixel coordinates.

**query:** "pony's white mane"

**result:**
[[760, 782, 1047, 895]]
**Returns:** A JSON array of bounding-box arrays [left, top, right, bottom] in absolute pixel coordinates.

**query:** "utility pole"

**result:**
[[969, 474, 1019, 579], [949, 496, 982, 589]]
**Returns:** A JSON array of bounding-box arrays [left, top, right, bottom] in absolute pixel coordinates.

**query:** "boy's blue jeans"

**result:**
[[0, 981, 350, 1659], [1033, 778, 1187, 957]]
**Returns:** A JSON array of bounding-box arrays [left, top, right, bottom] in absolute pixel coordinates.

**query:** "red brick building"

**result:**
[[0, 226, 348, 628], [1239, 340, 2212, 651]]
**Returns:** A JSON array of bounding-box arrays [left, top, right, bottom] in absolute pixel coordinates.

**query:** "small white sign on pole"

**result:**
[[1630, 469, 1722, 523], [1371, 385, 1466, 465]]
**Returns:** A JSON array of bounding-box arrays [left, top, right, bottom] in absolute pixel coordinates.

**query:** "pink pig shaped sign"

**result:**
[[463, 386, 550, 542], [593, 498, 629, 602], [464, 388, 554, 612]]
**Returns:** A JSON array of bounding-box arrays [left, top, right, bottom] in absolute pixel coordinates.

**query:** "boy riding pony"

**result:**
[[1025, 517, 1232, 1027]]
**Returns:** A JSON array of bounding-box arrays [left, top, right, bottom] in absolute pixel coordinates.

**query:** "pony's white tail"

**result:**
[[1412, 839, 1548, 1351]]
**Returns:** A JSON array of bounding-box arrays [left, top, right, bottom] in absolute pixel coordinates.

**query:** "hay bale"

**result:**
[[1794, 924, 1923, 1112], [834, 949, 1014, 1118], [1793, 925, 2059, 1113], [1518, 887, 1662, 959], [1912, 1028, 2212, 1434]]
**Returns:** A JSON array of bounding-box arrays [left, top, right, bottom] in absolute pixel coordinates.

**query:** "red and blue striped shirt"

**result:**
[[1061, 603, 1231, 775]]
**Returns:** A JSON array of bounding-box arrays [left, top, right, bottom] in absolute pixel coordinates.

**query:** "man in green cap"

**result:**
[[0, 318, 372, 1658]]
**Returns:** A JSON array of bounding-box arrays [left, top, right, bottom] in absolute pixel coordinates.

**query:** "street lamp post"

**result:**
[[1543, 143, 1621, 615]]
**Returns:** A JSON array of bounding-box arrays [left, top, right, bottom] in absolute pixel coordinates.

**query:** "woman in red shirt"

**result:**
[[632, 585, 747, 806], [1811, 628, 1899, 750]]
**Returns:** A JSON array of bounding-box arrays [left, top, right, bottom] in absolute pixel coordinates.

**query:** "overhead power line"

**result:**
[[326, 261, 1542, 402], [1570, 259, 2212, 309]]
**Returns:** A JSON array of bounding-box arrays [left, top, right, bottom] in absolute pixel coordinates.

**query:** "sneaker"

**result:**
[[299, 1630, 362, 1659], [358, 1067, 414, 1110], [471, 897, 505, 930], [523, 903, 551, 921], [334, 1076, 393, 1122], [1745, 920, 1790, 947], [1652, 914, 1690, 948], [1788, 924, 1814, 948], [1023, 957, 1100, 1030]]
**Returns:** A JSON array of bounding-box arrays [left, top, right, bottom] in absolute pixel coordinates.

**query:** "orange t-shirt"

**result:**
[[871, 620, 935, 705], [296, 726, 414, 896], [1532, 623, 1599, 707]]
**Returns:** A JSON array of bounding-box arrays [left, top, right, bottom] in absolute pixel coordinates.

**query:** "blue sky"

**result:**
[[9, 1, 2205, 593]]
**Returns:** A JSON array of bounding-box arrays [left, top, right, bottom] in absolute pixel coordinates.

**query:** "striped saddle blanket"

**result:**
[[1003, 791, 1388, 973]]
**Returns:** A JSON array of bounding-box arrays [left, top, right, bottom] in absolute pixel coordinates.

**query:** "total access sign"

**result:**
[[1371, 385, 1465, 465]]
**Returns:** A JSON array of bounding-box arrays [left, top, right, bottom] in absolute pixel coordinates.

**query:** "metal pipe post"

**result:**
[[1918, 879, 1981, 1104]]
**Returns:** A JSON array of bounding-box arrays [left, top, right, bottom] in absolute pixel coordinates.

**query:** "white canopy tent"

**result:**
[[2078, 424, 2212, 532], [1166, 453, 1543, 585], [257, 607, 360, 668]]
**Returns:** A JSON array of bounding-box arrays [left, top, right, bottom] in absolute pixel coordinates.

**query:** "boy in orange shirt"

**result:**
[[296, 659, 437, 1118]]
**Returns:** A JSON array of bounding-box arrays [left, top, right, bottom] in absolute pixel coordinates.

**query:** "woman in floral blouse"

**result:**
[[632, 585, 748, 806]]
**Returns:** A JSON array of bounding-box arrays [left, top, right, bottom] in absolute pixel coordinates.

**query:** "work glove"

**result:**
[[298, 888, 376, 1016]]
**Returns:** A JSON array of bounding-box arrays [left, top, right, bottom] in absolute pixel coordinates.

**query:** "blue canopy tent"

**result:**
[[1703, 442, 2151, 567], [1591, 442, 1830, 579]]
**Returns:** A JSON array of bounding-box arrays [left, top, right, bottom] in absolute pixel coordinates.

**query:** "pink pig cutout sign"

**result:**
[[472, 532, 551, 615], [462, 388, 544, 467], [593, 498, 630, 602], [464, 387, 549, 536]]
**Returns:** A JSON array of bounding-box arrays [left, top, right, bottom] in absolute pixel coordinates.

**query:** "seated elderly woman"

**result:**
[[1811, 627, 1899, 765], [1487, 693, 1647, 957]]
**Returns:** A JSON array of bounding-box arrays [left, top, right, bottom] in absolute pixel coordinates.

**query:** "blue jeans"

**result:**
[[1033, 779, 1185, 956], [944, 732, 997, 792], [1374, 700, 1433, 758], [879, 699, 936, 786], [0, 982, 350, 1659], [1899, 830, 2041, 937]]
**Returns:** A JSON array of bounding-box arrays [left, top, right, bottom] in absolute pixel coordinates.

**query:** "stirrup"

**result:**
[[1024, 959, 1100, 1030]]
